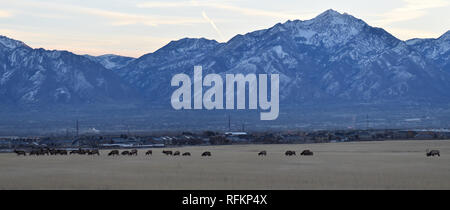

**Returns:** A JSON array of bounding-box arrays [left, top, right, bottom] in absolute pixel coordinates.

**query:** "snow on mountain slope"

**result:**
[[118, 9, 450, 105], [84, 54, 135, 70], [406, 30, 450, 70], [1, 9, 449, 111], [0, 36, 139, 107]]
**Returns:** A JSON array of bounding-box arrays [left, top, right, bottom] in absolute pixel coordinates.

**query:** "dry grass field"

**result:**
[[0, 140, 449, 189]]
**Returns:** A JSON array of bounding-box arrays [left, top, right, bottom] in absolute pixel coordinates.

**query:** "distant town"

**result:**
[[2, 128, 450, 152]]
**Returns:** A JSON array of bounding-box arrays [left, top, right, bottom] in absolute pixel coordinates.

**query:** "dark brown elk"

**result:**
[[285, 151, 296, 156], [145, 150, 153, 155], [108, 150, 119, 156], [78, 149, 88, 155], [182, 152, 191, 156], [426, 149, 440, 157], [258, 151, 267, 156], [49, 149, 57, 155], [301, 150, 314, 156], [41, 149, 49, 155], [58, 150, 68, 155], [173, 151, 180, 156], [201, 151, 211, 156], [14, 150, 26, 156], [88, 149, 100, 156], [129, 149, 138, 156], [29, 150, 45, 156], [162, 150, 173, 155]]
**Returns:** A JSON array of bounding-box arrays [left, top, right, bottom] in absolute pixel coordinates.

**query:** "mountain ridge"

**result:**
[[116, 9, 450, 105], [1, 9, 449, 111]]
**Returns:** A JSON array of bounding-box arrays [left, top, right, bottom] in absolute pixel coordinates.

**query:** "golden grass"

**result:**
[[0, 140, 449, 189]]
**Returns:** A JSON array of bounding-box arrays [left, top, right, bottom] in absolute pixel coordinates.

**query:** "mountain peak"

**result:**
[[0, 35, 29, 49], [308, 9, 364, 28], [317, 9, 342, 17], [157, 37, 219, 53]]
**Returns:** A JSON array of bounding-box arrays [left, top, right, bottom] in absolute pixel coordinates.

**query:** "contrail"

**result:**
[[202, 11, 225, 42]]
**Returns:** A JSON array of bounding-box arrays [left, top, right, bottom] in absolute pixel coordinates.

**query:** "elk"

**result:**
[[145, 150, 153, 155], [129, 149, 138, 156], [162, 150, 173, 156], [426, 149, 440, 157], [182, 152, 191, 156], [14, 150, 26, 156], [70, 150, 79, 155], [108, 150, 119, 156], [285, 151, 296, 156], [301, 150, 314, 156], [88, 149, 100, 156], [201, 151, 212, 156], [258, 151, 267, 156]]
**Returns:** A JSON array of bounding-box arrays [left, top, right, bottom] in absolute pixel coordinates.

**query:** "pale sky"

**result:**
[[0, 0, 449, 57]]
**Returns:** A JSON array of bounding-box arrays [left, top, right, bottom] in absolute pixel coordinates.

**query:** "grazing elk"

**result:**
[[258, 151, 267, 156], [49, 149, 57, 155], [88, 149, 100, 156], [285, 151, 296, 156], [173, 151, 180, 156], [162, 150, 173, 156], [70, 150, 79, 155], [108, 150, 119, 156], [58, 150, 68, 155], [145, 150, 153, 155], [78, 149, 88, 155], [129, 149, 138, 156], [29, 149, 45, 156], [301, 150, 314, 156], [41, 149, 50, 155], [182, 152, 191, 156], [426, 149, 440, 157], [14, 150, 26, 156], [201, 151, 212, 156]]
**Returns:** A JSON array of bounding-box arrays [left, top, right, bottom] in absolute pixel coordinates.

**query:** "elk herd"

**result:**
[[108, 149, 203, 157], [14, 148, 100, 156], [282, 150, 313, 156], [12, 148, 441, 157]]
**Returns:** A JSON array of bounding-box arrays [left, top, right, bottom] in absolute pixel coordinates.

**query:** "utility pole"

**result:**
[[366, 114, 369, 130], [228, 114, 231, 131], [76, 120, 79, 138]]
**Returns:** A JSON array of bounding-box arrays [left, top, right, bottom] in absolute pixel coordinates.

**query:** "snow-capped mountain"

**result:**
[[118, 9, 450, 105], [406, 30, 450, 71], [116, 38, 220, 100], [0, 36, 138, 107], [84, 54, 135, 70], [1, 9, 449, 112]]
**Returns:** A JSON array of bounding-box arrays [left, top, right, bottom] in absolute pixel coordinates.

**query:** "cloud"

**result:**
[[0, 10, 13, 18], [77, 7, 205, 26], [137, 1, 309, 20], [202, 11, 225, 41], [3, 1, 205, 26], [373, 0, 450, 25]]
